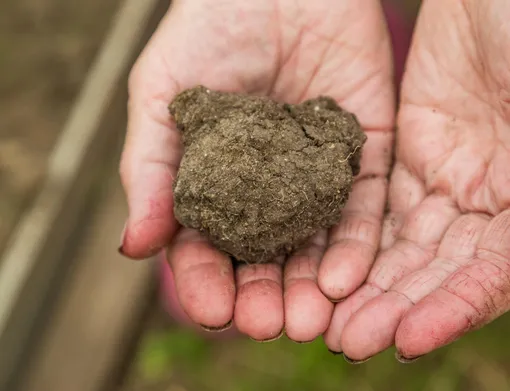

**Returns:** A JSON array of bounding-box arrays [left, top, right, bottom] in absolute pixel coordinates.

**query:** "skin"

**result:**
[[324, 0, 510, 361], [119, 0, 394, 342]]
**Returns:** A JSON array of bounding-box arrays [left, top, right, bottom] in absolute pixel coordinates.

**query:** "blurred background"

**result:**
[[2, 0, 510, 390]]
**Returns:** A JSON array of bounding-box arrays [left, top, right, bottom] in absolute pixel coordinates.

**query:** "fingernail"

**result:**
[[395, 351, 423, 364], [325, 295, 345, 303], [250, 329, 285, 343], [200, 320, 233, 332], [294, 339, 314, 345], [119, 220, 127, 247], [343, 353, 372, 364], [328, 349, 343, 355], [118, 221, 128, 256]]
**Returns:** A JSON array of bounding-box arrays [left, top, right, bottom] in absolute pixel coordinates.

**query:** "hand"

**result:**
[[119, 0, 394, 341], [324, 0, 510, 361]]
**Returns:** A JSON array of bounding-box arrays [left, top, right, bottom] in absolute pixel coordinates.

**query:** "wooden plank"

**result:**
[[0, 0, 167, 388], [18, 160, 157, 391]]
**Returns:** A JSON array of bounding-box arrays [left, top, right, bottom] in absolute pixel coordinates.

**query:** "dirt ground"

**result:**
[[0, 0, 120, 253]]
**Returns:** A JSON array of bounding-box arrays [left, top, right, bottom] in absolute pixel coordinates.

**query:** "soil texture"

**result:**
[[169, 86, 365, 263]]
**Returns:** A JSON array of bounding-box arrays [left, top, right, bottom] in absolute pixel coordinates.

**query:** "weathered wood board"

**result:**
[[0, 0, 168, 389]]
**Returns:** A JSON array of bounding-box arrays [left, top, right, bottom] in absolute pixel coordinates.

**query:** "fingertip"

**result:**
[[119, 153, 178, 259], [121, 216, 176, 259], [318, 242, 373, 300], [323, 283, 383, 352], [235, 263, 284, 341], [395, 291, 468, 358], [322, 329, 340, 353], [283, 231, 330, 342], [179, 264, 235, 328], [235, 279, 284, 340], [317, 261, 347, 301], [169, 232, 236, 328], [318, 261, 360, 301], [341, 292, 410, 359], [284, 279, 333, 342], [394, 311, 430, 359]]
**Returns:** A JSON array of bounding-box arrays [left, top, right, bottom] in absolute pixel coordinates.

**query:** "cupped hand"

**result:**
[[119, 0, 394, 341], [325, 0, 510, 361]]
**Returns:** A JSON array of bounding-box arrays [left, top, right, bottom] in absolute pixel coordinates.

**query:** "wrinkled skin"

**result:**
[[324, 0, 510, 361], [119, 0, 394, 342]]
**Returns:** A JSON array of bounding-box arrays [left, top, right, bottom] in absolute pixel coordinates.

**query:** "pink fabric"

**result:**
[[159, 0, 412, 331], [383, 0, 412, 90]]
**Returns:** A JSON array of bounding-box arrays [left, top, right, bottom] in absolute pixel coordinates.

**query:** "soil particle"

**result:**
[[169, 86, 366, 263]]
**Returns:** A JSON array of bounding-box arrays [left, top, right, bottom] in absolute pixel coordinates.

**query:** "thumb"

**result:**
[[119, 15, 182, 259]]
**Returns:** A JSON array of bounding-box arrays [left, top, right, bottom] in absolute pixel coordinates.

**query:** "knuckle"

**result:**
[[441, 214, 488, 257], [445, 215, 482, 243], [368, 259, 410, 290], [337, 213, 380, 243], [444, 272, 494, 321], [393, 271, 442, 299], [285, 254, 317, 283], [491, 212, 510, 238], [481, 212, 510, 251], [296, 255, 318, 277]]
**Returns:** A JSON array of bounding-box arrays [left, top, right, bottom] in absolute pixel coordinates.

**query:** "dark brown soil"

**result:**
[[169, 86, 365, 263]]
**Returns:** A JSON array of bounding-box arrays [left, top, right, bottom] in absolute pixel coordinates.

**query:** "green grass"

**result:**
[[130, 313, 510, 391]]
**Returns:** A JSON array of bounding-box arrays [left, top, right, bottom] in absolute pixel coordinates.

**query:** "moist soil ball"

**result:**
[[169, 86, 366, 264]]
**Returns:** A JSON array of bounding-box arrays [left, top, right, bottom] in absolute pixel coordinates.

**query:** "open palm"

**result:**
[[119, 0, 394, 341], [325, 0, 510, 361]]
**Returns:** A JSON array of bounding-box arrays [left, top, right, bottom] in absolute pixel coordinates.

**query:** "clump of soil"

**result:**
[[169, 86, 366, 264]]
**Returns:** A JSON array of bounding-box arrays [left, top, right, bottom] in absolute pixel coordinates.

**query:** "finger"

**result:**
[[284, 230, 333, 342], [396, 210, 510, 359], [369, 195, 460, 290], [234, 260, 284, 341], [319, 177, 385, 300], [323, 283, 383, 353], [167, 228, 235, 329], [318, 130, 392, 300], [324, 195, 458, 354], [119, 23, 183, 259], [341, 213, 489, 360], [381, 162, 426, 250]]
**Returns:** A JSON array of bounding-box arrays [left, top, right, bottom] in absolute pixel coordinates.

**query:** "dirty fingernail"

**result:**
[[324, 294, 345, 303], [200, 320, 233, 332], [118, 221, 128, 257], [328, 349, 343, 355], [250, 329, 285, 343], [395, 351, 423, 364], [294, 339, 314, 345], [343, 353, 372, 364]]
